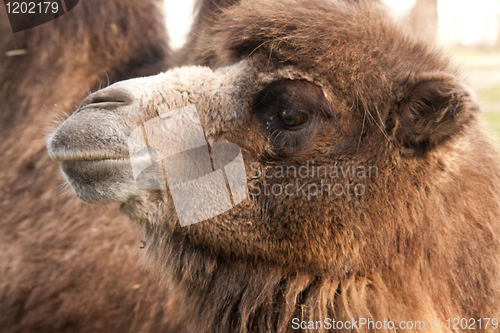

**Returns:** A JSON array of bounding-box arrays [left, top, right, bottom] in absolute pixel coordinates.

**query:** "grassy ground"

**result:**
[[448, 47, 500, 136], [485, 112, 500, 136]]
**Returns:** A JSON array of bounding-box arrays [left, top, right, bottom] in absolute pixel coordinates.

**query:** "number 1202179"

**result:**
[[5, 2, 59, 14], [446, 318, 499, 330]]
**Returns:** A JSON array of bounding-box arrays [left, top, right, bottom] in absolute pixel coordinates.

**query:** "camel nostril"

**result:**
[[77, 88, 133, 112]]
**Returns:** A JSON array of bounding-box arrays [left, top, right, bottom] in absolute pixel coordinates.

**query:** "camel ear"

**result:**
[[394, 72, 478, 152]]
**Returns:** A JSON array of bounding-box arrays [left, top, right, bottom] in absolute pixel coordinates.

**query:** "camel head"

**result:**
[[47, 0, 479, 276]]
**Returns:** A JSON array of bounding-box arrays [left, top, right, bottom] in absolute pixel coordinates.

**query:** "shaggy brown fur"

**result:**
[[46, 0, 500, 331], [16, 0, 500, 332], [139, 1, 500, 328], [88, 0, 500, 332], [175, 0, 377, 65], [159, 1, 500, 332], [0, 1, 173, 332]]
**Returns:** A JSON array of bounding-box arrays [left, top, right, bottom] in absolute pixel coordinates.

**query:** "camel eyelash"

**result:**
[[266, 115, 311, 150]]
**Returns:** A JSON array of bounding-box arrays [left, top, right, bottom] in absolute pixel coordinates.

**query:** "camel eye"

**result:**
[[277, 109, 309, 129]]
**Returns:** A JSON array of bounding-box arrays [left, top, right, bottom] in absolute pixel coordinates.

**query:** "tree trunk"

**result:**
[[411, 0, 439, 42]]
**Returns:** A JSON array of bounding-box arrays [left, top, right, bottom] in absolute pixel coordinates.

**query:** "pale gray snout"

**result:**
[[47, 87, 138, 163]]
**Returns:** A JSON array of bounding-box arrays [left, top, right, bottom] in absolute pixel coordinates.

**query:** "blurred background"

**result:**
[[164, 0, 500, 136]]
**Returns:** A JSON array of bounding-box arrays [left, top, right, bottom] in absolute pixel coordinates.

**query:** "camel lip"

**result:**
[[47, 128, 131, 163], [48, 150, 129, 163], [59, 157, 129, 163]]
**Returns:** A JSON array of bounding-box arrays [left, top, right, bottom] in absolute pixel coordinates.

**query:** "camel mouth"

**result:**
[[61, 158, 129, 166], [60, 159, 132, 172], [48, 150, 129, 163], [60, 158, 138, 204]]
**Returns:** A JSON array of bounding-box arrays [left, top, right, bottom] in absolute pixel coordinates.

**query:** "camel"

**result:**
[[0, 0, 175, 331], [46, 0, 500, 332]]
